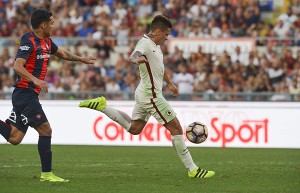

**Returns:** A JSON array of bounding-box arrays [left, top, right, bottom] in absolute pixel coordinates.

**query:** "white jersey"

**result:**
[[134, 34, 164, 99], [131, 35, 177, 124]]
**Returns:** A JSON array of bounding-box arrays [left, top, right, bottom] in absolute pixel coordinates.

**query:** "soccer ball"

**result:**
[[186, 122, 208, 144]]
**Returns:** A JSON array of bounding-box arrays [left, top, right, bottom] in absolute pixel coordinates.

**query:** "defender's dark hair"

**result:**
[[31, 9, 52, 29], [150, 15, 172, 31]]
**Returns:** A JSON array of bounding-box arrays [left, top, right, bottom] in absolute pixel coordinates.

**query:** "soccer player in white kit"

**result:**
[[79, 15, 215, 179]]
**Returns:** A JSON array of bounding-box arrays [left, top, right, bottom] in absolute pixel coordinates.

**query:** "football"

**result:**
[[186, 122, 208, 144]]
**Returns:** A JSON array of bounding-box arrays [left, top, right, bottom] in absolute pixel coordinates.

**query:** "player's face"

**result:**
[[157, 28, 171, 45], [43, 17, 55, 37]]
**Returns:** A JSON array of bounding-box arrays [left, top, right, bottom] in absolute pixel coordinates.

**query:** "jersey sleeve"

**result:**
[[49, 38, 58, 54], [134, 39, 148, 55], [15, 35, 34, 60]]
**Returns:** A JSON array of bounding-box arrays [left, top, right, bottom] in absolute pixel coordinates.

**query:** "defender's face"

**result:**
[[43, 17, 55, 37]]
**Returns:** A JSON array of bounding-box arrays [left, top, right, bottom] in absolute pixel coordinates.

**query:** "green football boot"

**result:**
[[40, 172, 69, 182], [79, 96, 107, 111], [188, 167, 215, 178]]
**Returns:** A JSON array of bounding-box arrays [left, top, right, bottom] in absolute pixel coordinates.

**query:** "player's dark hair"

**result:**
[[31, 9, 52, 29], [150, 15, 172, 32]]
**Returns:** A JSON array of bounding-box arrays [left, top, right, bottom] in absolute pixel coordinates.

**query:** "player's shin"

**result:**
[[0, 120, 12, 141], [102, 106, 131, 131], [38, 136, 52, 172], [171, 135, 197, 172]]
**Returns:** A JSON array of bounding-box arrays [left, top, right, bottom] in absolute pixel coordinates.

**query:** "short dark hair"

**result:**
[[31, 9, 52, 29], [150, 15, 172, 32]]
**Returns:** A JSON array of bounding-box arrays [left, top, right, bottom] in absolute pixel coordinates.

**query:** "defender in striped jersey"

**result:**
[[0, 9, 95, 182], [79, 15, 215, 179]]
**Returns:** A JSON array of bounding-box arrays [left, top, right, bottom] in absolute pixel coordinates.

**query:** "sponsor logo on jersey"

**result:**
[[37, 54, 51, 59], [19, 45, 30, 51]]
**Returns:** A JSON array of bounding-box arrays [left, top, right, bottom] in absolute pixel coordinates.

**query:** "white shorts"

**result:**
[[132, 92, 176, 125]]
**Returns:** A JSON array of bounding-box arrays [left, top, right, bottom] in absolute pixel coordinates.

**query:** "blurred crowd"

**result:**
[[0, 0, 300, 101]]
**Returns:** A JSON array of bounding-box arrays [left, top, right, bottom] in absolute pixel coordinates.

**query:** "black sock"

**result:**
[[38, 136, 52, 172], [0, 120, 11, 141]]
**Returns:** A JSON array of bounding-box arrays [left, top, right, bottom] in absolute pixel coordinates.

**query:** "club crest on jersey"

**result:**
[[19, 45, 30, 51], [167, 110, 172, 116], [36, 114, 42, 120]]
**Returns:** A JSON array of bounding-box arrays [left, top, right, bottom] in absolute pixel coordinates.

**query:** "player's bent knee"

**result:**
[[9, 137, 22, 145], [40, 129, 52, 136], [36, 122, 52, 136], [9, 128, 25, 145], [165, 118, 183, 135], [128, 127, 142, 135], [173, 127, 183, 135]]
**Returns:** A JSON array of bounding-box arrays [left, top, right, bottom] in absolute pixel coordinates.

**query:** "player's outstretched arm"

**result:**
[[54, 47, 96, 64]]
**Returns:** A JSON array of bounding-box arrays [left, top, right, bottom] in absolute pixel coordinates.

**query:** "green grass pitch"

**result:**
[[0, 145, 299, 193]]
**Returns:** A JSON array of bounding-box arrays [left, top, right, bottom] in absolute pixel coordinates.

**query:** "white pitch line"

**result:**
[[0, 164, 40, 168], [0, 162, 176, 168], [0, 163, 140, 168]]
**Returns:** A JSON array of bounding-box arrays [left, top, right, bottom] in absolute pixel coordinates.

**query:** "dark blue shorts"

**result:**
[[6, 88, 48, 133]]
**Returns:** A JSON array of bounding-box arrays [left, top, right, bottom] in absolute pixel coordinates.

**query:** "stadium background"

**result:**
[[0, 0, 299, 101], [0, 1, 300, 193]]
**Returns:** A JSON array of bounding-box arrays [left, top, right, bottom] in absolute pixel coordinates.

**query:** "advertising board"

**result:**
[[0, 101, 299, 148]]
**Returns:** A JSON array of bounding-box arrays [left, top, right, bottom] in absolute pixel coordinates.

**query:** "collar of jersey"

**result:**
[[31, 31, 46, 41], [143, 34, 158, 47]]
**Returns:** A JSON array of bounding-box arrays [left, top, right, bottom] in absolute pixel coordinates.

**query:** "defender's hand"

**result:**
[[33, 78, 48, 93], [81, 56, 96, 64]]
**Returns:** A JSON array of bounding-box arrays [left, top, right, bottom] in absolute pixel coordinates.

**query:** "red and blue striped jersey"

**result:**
[[14, 32, 58, 94]]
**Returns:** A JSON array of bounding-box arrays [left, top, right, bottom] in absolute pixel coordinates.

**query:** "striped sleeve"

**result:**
[[49, 38, 58, 54], [15, 35, 34, 61]]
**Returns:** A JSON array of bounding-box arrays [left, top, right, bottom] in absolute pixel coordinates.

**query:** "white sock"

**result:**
[[102, 106, 131, 131], [172, 135, 197, 172]]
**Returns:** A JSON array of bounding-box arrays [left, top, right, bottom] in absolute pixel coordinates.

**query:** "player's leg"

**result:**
[[79, 96, 132, 131], [149, 97, 197, 171], [165, 118, 197, 172], [129, 99, 149, 134], [164, 117, 215, 178], [7, 125, 26, 145], [33, 122, 68, 182], [1, 89, 30, 144], [0, 120, 12, 142], [79, 96, 148, 134], [128, 120, 147, 135], [3, 107, 28, 145], [0, 120, 25, 144], [34, 122, 52, 173], [21, 91, 68, 182], [151, 97, 215, 178]]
